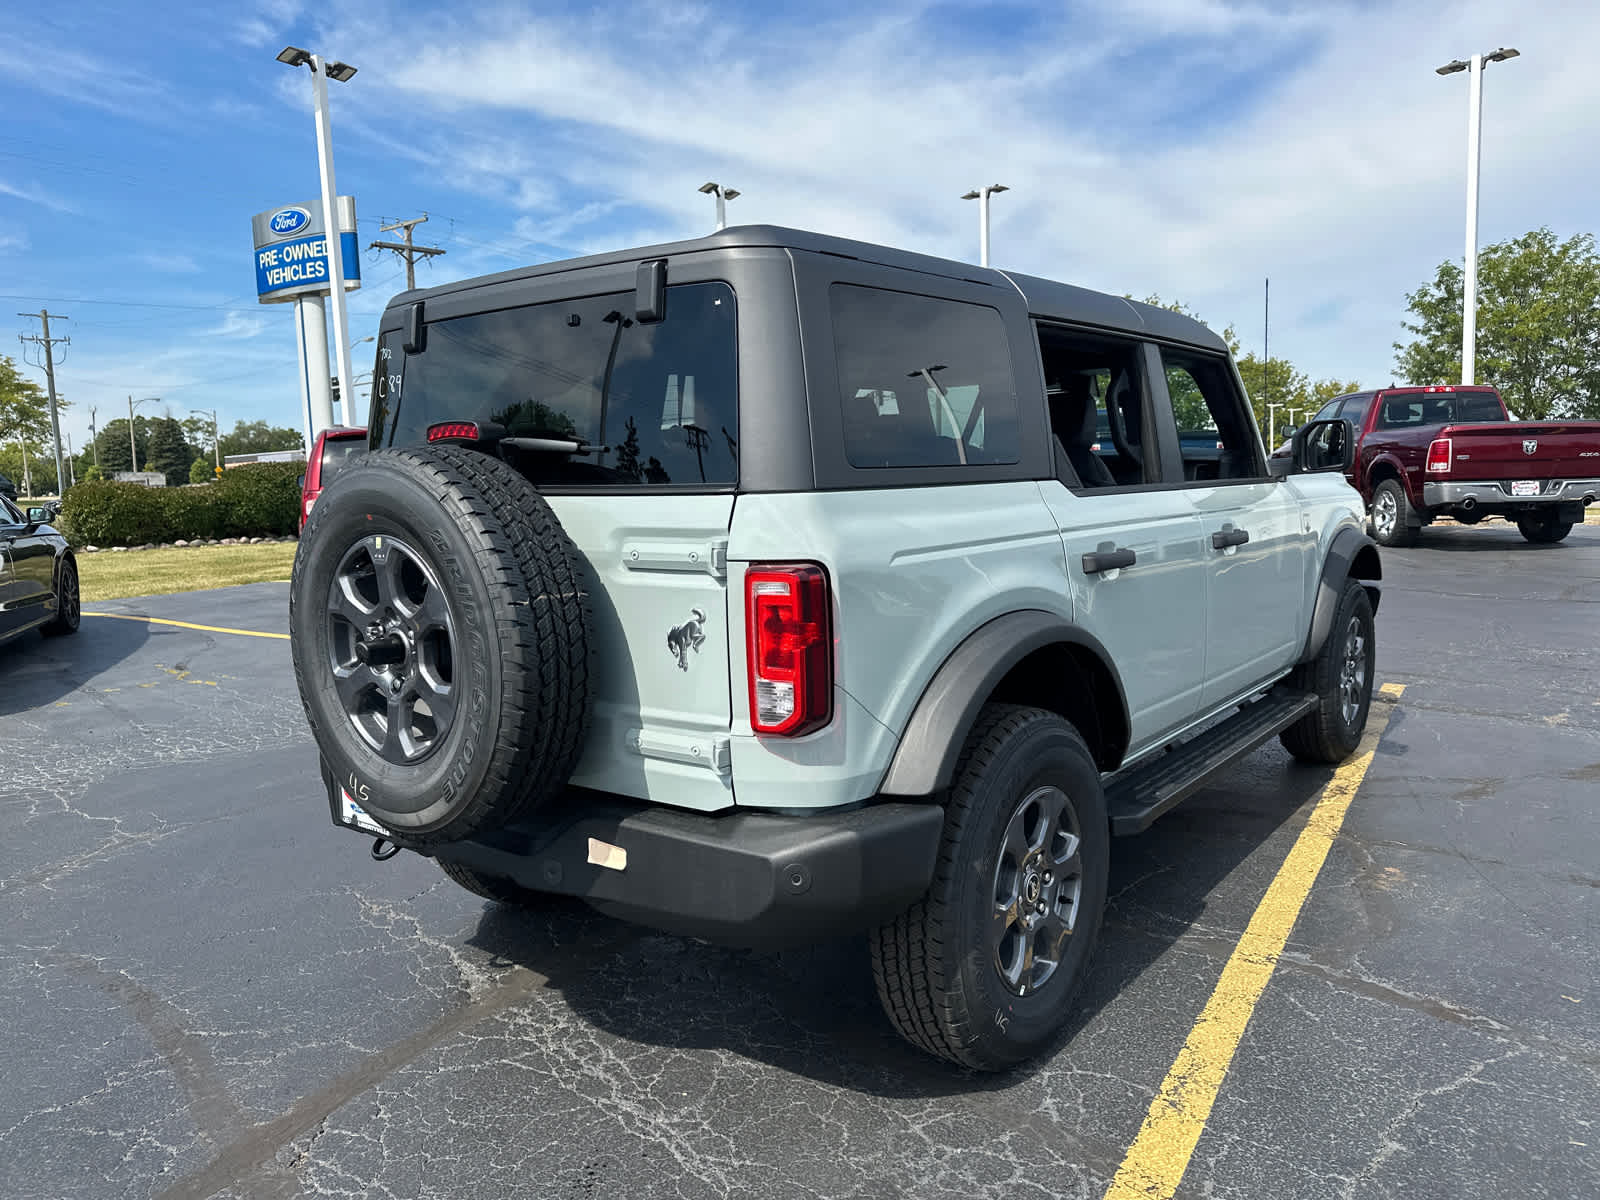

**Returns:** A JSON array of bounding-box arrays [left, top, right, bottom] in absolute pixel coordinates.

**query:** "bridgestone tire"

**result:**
[[290, 445, 591, 845], [1279, 578, 1375, 764], [1369, 478, 1416, 548], [1516, 514, 1572, 544], [437, 859, 550, 907], [871, 705, 1109, 1071]]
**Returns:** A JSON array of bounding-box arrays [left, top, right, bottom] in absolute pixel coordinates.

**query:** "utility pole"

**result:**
[[18, 309, 68, 495], [88, 406, 100, 470], [370, 214, 445, 291]]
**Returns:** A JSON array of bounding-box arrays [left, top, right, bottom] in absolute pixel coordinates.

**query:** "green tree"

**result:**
[[217, 419, 305, 458], [189, 456, 214, 485], [1394, 227, 1600, 420], [146, 416, 194, 486], [182, 415, 217, 457], [96, 417, 153, 475]]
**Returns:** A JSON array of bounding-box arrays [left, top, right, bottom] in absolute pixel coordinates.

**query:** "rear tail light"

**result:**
[[427, 421, 481, 442], [746, 564, 832, 736], [1425, 437, 1453, 473]]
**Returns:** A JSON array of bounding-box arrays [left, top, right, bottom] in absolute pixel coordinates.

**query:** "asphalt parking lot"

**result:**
[[3, 521, 1597, 1200]]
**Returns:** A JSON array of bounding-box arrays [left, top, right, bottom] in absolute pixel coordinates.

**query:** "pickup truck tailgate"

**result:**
[[1442, 422, 1600, 482]]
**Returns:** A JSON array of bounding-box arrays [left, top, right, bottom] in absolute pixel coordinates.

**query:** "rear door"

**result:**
[[372, 276, 742, 813], [0, 498, 54, 629], [1035, 326, 1210, 750]]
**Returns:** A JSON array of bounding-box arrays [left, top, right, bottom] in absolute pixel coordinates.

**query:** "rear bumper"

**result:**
[[1423, 478, 1600, 510], [327, 773, 943, 949]]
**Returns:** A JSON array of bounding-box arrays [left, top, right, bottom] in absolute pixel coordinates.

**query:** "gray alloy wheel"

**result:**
[[327, 534, 458, 764], [991, 785, 1085, 997], [1338, 614, 1367, 727]]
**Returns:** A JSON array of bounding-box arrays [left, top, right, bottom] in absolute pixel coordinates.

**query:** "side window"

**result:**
[[1158, 350, 1264, 481], [0, 497, 21, 524], [1337, 395, 1373, 427], [830, 285, 1019, 469], [1312, 398, 1343, 422], [1036, 326, 1152, 488]]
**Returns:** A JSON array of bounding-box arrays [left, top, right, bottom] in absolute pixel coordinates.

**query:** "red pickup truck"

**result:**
[[1284, 385, 1600, 546]]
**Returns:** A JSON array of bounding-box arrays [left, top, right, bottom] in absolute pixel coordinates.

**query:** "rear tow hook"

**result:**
[[371, 837, 401, 862]]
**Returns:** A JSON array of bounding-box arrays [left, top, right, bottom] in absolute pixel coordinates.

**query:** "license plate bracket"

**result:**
[[337, 789, 387, 835], [1511, 479, 1540, 497]]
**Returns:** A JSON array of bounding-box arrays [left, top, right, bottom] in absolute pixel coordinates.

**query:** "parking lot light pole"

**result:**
[[1437, 47, 1519, 386], [961, 184, 1009, 267], [278, 46, 358, 436], [1267, 401, 1289, 449], [698, 182, 740, 230]]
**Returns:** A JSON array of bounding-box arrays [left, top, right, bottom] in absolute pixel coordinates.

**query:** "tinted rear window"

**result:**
[[370, 282, 738, 487], [1376, 390, 1503, 428], [830, 284, 1018, 469], [320, 436, 364, 483]]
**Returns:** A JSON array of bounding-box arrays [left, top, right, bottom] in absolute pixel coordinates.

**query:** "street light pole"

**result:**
[[698, 182, 740, 230], [1267, 401, 1288, 450], [278, 46, 358, 437], [961, 185, 1009, 267], [1437, 47, 1519, 386], [191, 408, 221, 475]]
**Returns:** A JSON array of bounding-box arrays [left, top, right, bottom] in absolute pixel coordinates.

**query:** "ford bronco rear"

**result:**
[[292, 226, 1381, 1068]]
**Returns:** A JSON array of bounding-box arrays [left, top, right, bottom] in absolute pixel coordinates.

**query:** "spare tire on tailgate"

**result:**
[[290, 444, 591, 844]]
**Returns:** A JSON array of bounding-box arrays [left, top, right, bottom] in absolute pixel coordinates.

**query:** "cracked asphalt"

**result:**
[[2, 521, 1597, 1200]]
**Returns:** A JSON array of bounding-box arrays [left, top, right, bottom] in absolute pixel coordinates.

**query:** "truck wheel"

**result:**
[[290, 445, 591, 845], [871, 705, 1109, 1070], [437, 860, 549, 907], [1516, 514, 1572, 544], [40, 559, 80, 637], [1369, 479, 1415, 547], [1280, 578, 1375, 764]]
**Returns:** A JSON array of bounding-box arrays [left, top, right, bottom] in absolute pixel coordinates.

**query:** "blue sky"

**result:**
[[4, 0, 1597, 456]]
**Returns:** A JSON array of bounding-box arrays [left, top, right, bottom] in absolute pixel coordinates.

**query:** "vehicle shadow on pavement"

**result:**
[[461, 752, 1334, 1097], [0, 617, 151, 716]]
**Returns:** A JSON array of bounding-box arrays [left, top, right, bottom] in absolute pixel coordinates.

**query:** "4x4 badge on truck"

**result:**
[[667, 608, 708, 671], [1523, 439, 1538, 454]]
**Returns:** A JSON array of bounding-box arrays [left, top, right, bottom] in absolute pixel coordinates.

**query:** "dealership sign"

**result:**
[[250, 197, 361, 303]]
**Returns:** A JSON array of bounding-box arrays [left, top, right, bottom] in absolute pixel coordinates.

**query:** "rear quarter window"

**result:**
[[829, 284, 1018, 469]]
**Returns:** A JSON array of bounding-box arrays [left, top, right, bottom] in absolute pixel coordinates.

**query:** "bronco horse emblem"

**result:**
[[667, 607, 708, 671]]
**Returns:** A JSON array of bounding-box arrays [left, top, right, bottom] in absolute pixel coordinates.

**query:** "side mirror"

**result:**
[[25, 506, 51, 524], [297, 475, 307, 491], [1289, 418, 1356, 475]]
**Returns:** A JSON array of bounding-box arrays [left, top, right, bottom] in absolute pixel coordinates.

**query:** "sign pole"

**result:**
[[310, 55, 353, 434]]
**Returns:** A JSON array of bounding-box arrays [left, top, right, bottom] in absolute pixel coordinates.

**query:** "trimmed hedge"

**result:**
[[60, 462, 303, 545]]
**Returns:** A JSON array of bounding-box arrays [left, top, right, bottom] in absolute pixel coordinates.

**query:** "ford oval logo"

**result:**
[[269, 207, 311, 236]]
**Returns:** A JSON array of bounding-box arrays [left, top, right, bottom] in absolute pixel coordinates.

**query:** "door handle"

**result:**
[[1211, 527, 1250, 550], [1082, 546, 1137, 574]]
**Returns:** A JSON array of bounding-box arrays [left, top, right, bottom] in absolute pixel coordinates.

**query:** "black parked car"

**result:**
[[0, 496, 79, 645], [0, 472, 17, 501]]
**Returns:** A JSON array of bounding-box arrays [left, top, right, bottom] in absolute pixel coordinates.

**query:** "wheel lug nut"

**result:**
[[1043, 872, 1053, 884], [1036, 901, 1047, 914]]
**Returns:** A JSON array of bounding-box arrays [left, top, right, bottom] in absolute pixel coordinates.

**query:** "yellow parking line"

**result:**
[[81, 612, 289, 641], [1104, 682, 1406, 1200]]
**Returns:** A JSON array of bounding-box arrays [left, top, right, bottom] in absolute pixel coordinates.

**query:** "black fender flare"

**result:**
[[877, 610, 1131, 798], [1298, 526, 1381, 665]]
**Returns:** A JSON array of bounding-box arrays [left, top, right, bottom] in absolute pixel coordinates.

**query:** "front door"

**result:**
[[1154, 350, 1311, 708]]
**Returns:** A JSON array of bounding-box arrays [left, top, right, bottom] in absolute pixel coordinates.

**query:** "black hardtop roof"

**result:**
[[387, 224, 1228, 353]]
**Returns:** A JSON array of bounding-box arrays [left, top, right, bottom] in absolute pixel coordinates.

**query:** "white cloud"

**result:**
[[234, 0, 306, 47], [316, 0, 1600, 390], [135, 251, 203, 274], [0, 179, 77, 214], [0, 231, 28, 254], [204, 312, 268, 339]]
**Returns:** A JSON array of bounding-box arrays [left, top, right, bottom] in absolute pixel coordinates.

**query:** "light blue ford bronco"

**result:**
[[291, 225, 1380, 1069]]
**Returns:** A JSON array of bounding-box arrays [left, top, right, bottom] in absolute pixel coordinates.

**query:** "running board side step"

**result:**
[[1104, 690, 1319, 836]]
